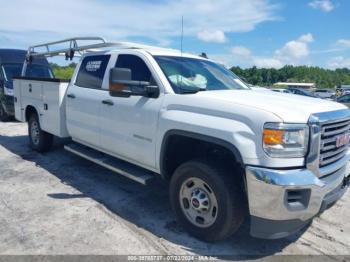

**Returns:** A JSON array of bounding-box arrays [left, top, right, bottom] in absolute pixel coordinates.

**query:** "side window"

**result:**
[[115, 54, 152, 82], [75, 55, 110, 89]]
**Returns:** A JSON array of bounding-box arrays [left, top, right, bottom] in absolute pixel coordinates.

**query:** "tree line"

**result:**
[[50, 63, 77, 80], [231, 65, 350, 88]]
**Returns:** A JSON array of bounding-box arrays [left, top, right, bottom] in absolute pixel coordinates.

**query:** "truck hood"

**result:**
[[195, 89, 347, 123]]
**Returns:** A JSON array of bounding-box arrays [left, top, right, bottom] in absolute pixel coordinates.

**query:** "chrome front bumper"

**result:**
[[246, 150, 350, 239]]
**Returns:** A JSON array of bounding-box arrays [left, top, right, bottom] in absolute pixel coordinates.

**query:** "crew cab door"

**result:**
[[99, 54, 163, 169], [66, 55, 111, 148]]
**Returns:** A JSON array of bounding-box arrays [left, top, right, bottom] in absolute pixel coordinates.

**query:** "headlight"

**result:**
[[263, 123, 309, 158]]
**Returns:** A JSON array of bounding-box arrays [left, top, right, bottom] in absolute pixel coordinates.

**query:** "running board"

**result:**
[[64, 143, 155, 185]]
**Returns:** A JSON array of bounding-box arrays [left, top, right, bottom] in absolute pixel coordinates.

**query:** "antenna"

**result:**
[[181, 16, 184, 56], [180, 16, 184, 91]]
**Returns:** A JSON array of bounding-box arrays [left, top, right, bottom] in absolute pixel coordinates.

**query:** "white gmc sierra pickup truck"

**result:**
[[13, 37, 350, 241]]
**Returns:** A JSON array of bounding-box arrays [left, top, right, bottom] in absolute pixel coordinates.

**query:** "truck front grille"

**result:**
[[320, 118, 350, 167]]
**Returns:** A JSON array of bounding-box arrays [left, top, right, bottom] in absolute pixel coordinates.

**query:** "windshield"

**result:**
[[154, 56, 249, 93], [25, 64, 54, 78], [2, 63, 23, 81]]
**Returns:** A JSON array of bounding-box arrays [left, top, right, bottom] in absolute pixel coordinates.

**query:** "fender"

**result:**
[[25, 104, 41, 122], [159, 129, 244, 179]]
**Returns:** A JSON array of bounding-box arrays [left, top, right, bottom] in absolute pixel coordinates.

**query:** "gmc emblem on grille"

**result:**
[[336, 133, 350, 148]]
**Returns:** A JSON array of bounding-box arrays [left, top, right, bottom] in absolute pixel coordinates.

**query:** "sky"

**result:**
[[0, 0, 349, 69]]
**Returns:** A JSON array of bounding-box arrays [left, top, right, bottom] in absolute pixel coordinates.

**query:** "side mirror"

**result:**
[[109, 67, 132, 97], [109, 67, 159, 98], [144, 85, 159, 98]]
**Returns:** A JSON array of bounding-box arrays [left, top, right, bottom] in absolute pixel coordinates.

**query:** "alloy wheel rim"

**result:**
[[179, 177, 218, 228]]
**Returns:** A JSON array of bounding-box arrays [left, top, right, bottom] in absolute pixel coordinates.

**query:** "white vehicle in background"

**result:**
[[271, 88, 291, 94], [13, 37, 350, 241], [313, 89, 336, 99]]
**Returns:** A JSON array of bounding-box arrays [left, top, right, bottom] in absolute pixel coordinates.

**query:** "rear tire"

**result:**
[[0, 103, 10, 122], [169, 160, 246, 242], [28, 113, 53, 152]]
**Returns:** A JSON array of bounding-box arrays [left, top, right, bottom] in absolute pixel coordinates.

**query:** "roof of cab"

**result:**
[[85, 46, 209, 61]]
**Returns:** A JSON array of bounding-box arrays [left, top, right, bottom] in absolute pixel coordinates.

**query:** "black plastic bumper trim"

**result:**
[[250, 216, 311, 239]]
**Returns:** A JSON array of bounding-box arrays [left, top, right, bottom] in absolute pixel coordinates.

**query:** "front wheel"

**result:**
[[170, 160, 246, 242], [28, 113, 53, 152]]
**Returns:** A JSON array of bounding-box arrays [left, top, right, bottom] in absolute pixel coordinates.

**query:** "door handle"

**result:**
[[102, 99, 114, 106], [67, 93, 76, 99], [28, 83, 32, 93]]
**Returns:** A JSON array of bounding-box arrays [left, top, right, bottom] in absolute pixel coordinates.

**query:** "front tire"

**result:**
[[170, 160, 246, 242], [28, 113, 53, 152]]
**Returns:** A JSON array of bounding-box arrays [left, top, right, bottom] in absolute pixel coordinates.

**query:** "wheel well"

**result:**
[[25, 106, 37, 122], [160, 131, 243, 180]]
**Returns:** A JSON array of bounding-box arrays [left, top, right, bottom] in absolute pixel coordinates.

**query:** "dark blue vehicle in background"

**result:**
[[288, 87, 320, 98], [0, 49, 53, 121]]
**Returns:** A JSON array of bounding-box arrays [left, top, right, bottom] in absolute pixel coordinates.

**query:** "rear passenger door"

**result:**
[[66, 55, 110, 148]]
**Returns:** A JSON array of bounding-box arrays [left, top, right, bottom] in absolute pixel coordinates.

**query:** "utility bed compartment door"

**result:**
[[13, 77, 70, 138], [41, 81, 69, 137], [13, 79, 24, 121], [21, 80, 43, 99], [13, 78, 43, 121]]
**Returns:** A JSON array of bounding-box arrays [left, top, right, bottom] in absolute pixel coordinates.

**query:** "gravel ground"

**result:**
[[0, 121, 349, 258]]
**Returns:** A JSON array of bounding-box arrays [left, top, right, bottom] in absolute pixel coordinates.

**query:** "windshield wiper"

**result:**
[[180, 87, 207, 94], [180, 89, 199, 94]]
